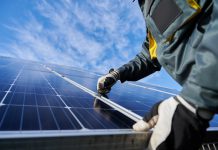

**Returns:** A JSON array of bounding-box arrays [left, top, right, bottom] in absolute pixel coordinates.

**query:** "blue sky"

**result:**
[[0, 0, 181, 90]]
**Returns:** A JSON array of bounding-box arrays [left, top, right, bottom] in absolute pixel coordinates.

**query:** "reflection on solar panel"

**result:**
[[46, 63, 218, 127], [0, 57, 217, 149], [0, 58, 138, 131]]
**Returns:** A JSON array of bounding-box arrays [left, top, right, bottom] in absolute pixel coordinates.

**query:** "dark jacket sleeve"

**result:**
[[117, 38, 161, 83], [180, 1, 218, 112]]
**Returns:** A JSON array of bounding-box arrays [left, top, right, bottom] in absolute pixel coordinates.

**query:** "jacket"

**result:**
[[118, 0, 218, 112]]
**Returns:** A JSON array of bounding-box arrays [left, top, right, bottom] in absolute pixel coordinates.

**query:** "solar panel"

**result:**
[[0, 57, 217, 149], [0, 57, 139, 132], [48, 64, 218, 127]]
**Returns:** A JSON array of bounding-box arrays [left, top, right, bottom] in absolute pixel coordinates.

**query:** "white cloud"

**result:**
[[1, 0, 145, 73]]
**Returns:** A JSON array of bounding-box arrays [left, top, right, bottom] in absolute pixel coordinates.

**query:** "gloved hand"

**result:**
[[97, 69, 120, 94], [133, 96, 213, 150]]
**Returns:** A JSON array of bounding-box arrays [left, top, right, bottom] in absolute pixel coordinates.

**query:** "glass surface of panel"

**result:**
[[0, 57, 136, 131], [50, 63, 218, 128], [0, 57, 217, 132]]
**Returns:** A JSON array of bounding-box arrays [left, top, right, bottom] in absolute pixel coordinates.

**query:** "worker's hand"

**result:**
[[97, 69, 120, 94], [133, 96, 212, 150]]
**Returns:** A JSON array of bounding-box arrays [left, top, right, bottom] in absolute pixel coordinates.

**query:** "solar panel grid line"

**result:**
[[44, 66, 143, 122], [41, 72, 86, 129], [86, 100, 132, 129], [70, 109, 104, 129], [0, 105, 10, 129], [56, 108, 79, 129], [96, 109, 133, 128], [19, 95, 25, 130], [1, 104, 68, 108], [10, 69, 82, 130], [20, 82, 29, 130], [90, 110, 119, 129], [128, 82, 177, 96], [0, 105, 22, 130], [22, 106, 40, 130], [0, 67, 23, 105], [44, 103, 60, 130], [60, 96, 108, 127], [0, 83, 25, 129]]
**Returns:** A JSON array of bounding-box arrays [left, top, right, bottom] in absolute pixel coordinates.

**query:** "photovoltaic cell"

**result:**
[[22, 106, 40, 130], [0, 92, 5, 100], [0, 84, 10, 92], [0, 105, 22, 131]]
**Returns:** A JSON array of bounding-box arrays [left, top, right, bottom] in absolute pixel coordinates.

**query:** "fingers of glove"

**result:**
[[104, 77, 116, 87], [97, 76, 106, 91], [133, 120, 150, 131], [97, 75, 116, 94], [97, 87, 111, 94], [133, 115, 159, 132], [143, 101, 162, 122]]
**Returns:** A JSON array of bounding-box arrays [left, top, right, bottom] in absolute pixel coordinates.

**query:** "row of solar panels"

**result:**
[[0, 57, 217, 150]]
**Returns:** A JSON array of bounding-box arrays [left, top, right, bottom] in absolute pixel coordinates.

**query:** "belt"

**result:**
[[175, 95, 214, 120]]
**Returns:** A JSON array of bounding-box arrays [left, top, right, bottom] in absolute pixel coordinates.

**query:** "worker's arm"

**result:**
[[117, 39, 161, 83], [180, 0, 218, 113], [97, 37, 161, 94]]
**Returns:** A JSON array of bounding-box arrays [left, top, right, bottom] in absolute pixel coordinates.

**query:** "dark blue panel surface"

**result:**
[[0, 57, 139, 131], [44, 95, 65, 107], [22, 106, 40, 130], [63, 96, 94, 108], [71, 108, 134, 129], [24, 93, 37, 105], [51, 64, 218, 128], [0, 92, 5, 100], [51, 108, 81, 129], [0, 57, 217, 132], [36, 94, 50, 106], [38, 107, 58, 130], [10, 93, 25, 105], [0, 84, 10, 92], [0, 106, 7, 122], [0, 105, 22, 130]]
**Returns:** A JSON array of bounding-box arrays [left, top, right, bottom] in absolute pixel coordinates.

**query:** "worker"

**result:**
[[97, 0, 217, 149]]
